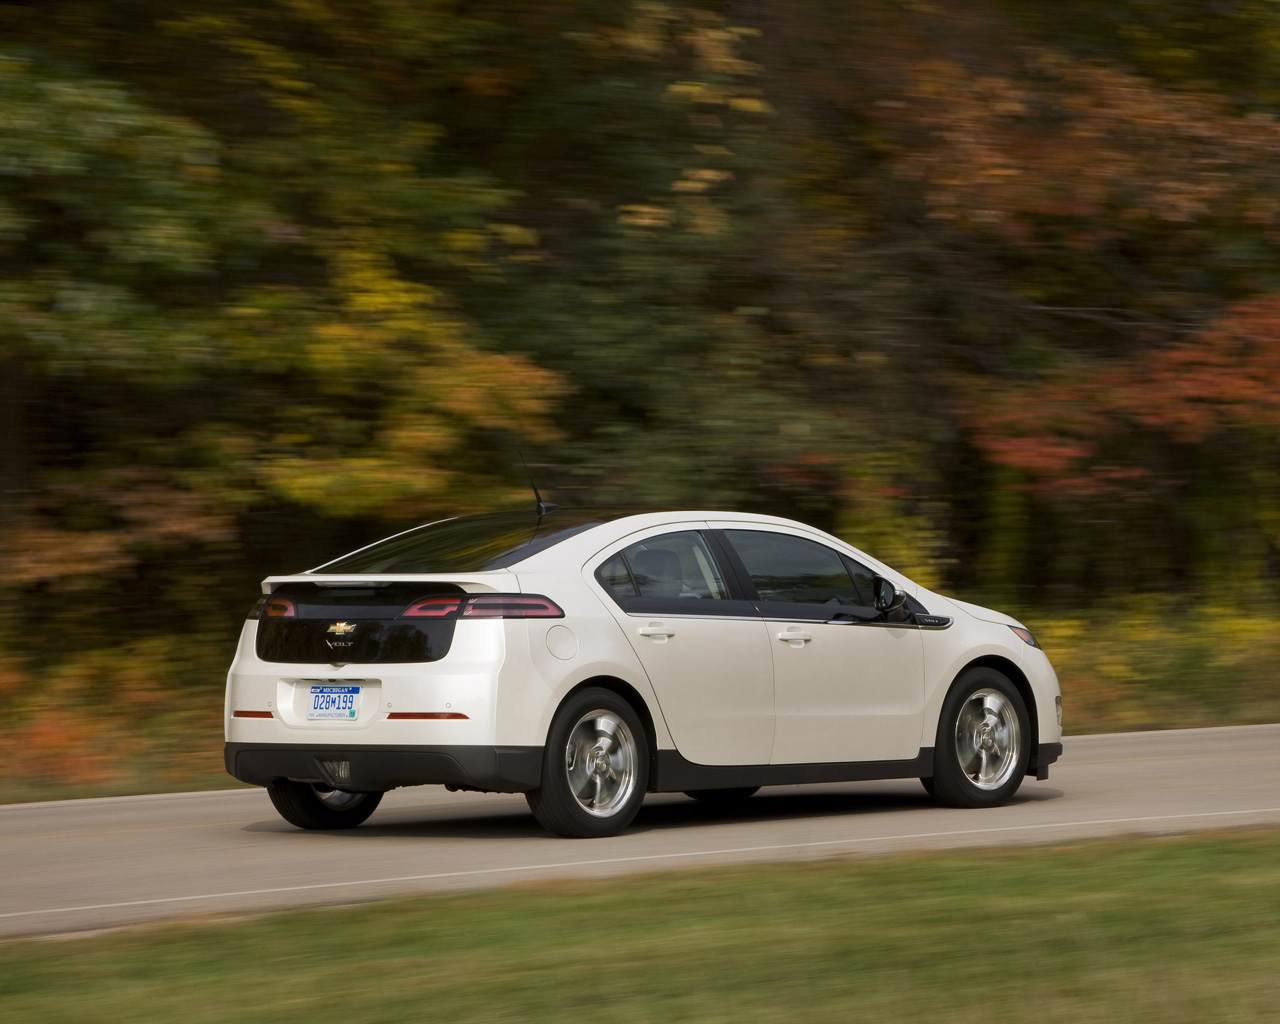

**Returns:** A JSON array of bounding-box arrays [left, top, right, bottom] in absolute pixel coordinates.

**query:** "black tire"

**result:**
[[526, 688, 649, 838], [683, 787, 759, 803], [928, 667, 1030, 809], [267, 780, 383, 829]]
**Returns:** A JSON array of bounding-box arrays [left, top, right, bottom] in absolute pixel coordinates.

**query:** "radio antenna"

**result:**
[[519, 452, 559, 518]]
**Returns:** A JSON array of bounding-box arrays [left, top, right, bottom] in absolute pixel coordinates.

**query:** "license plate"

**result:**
[[308, 685, 360, 721]]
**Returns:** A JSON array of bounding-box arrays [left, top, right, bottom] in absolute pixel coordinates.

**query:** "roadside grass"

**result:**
[[3, 829, 1279, 1023]]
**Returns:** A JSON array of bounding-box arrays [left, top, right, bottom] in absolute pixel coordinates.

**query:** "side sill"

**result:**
[[224, 742, 542, 793], [651, 749, 934, 792]]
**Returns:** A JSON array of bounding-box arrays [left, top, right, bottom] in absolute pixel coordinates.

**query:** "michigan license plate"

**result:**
[[308, 685, 360, 721]]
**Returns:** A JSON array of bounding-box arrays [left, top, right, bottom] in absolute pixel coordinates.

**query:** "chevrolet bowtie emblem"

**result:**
[[327, 622, 357, 635]]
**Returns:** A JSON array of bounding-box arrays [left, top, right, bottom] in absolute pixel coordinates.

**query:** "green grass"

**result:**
[[4, 829, 1280, 1023]]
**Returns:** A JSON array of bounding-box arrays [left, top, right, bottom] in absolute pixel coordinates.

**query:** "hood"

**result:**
[[934, 594, 1027, 630]]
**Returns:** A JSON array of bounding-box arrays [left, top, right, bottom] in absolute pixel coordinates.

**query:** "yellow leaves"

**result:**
[[668, 80, 711, 101], [667, 81, 771, 113], [618, 204, 674, 229], [330, 248, 443, 317], [671, 168, 734, 193], [679, 195, 729, 235], [257, 454, 452, 517], [488, 223, 539, 247], [167, 14, 333, 127]]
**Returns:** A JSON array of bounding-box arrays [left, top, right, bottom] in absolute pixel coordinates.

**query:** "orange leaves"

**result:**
[[8, 469, 236, 586], [965, 296, 1280, 490], [5, 713, 122, 787], [1121, 298, 1280, 442], [851, 6, 1280, 249]]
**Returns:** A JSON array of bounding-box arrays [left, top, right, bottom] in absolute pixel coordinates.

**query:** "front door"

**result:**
[[715, 526, 926, 764]]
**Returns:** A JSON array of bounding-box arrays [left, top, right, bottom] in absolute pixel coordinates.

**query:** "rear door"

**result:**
[[588, 527, 774, 766], [713, 526, 926, 765]]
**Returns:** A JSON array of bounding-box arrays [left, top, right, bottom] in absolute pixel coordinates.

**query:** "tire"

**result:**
[[683, 787, 759, 803], [928, 667, 1030, 809], [526, 688, 649, 838], [267, 780, 383, 830]]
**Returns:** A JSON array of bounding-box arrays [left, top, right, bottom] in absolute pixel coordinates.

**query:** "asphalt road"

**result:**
[[3, 724, 1278, 939]]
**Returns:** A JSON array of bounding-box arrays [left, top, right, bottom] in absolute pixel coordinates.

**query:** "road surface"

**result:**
[[2, 724, 1277, 939]]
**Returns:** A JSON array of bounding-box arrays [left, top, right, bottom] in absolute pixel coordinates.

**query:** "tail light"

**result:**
[[461, 595, 563, 618], [401, 596, 465, 617], [402, 594, 564, 619]]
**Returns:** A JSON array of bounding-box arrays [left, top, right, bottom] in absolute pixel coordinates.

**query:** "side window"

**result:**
[[598, 553, 638, 598], [598, 531, 729, 602], [724, 530, 861, 606]]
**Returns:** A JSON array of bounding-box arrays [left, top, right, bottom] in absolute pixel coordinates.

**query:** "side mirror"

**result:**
[[873, 577, 906, 614]]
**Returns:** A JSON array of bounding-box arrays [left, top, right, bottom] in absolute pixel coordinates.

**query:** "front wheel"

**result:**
[[526, 688, 649, 838], [267, 780, 383, 829], [928, 668, 1030, 808]]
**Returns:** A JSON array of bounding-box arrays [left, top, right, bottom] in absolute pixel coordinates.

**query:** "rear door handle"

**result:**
[[639, 623, 676, 641], [777, 629, 812, 646]]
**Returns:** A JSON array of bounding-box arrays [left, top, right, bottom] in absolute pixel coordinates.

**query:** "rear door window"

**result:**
[[596, 531, 756, 616]]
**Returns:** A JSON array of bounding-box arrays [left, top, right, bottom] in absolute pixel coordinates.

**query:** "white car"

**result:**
[[225, 509, 1062, 837]]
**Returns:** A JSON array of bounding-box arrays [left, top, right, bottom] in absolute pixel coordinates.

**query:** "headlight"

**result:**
[[1009, 625, 1040, 649]]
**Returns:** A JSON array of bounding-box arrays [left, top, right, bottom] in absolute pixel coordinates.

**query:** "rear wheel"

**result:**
[[526, 688, 649, 838], [928, 668, 1030, 808], [267, 780, 383, 829]]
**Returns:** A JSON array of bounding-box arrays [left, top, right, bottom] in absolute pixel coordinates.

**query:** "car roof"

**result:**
[[306, 507, 859, 576]]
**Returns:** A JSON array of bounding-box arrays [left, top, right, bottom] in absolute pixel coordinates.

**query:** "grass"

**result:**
[[3, 829, 1280, 1023]]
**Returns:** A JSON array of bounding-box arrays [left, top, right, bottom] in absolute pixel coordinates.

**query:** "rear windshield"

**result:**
[[310, 510, 625, 574]]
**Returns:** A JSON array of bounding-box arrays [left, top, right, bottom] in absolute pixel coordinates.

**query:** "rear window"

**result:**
[[310, 510, 624, 574]]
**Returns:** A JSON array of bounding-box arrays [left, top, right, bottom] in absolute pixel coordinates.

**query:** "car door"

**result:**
[[589, 527, 774, 766], [713, 526, 926, 765]]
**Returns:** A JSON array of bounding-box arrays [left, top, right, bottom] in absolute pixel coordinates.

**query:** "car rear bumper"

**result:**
[[225, 742, 542, 793]]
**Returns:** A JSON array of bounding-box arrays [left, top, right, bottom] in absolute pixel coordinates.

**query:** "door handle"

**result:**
[[777, 629, 812, 646], [639, 623, 676, 641]]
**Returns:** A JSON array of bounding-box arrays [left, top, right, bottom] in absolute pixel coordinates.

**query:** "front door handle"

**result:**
[[777, 629, 812, 647]]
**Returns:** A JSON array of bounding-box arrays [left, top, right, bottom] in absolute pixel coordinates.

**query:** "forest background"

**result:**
[[2, 0, 1279, 797]]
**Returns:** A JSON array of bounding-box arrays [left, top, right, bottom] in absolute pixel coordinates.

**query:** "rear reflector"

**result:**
[[386, 711, 469, 720], [232, 710, 274, 718]]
